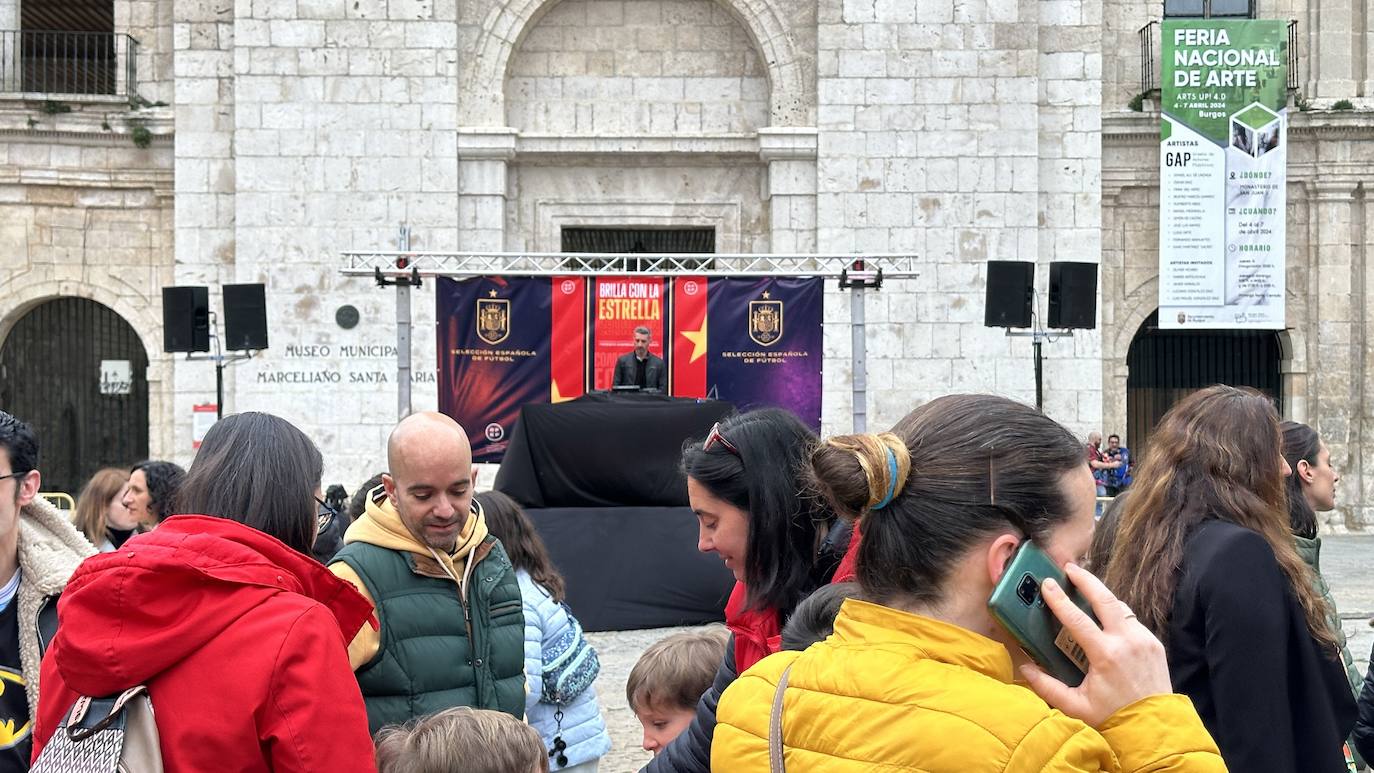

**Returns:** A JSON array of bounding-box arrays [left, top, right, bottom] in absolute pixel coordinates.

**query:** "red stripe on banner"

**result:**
[[550, 276, 586, 403], [672, 276, 708, 397]]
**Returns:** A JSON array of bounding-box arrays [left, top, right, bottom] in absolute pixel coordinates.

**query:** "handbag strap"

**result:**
[[768, 664, 794, 773]]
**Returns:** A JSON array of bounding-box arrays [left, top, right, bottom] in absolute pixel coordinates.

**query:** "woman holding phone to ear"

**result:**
[[711, 394, 1223, 772]]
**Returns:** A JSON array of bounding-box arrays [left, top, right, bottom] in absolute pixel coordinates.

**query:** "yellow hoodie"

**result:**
[[328, 487, 490, 670]]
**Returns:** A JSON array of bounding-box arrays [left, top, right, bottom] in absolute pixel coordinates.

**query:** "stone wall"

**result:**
[[0, 102, 175, 457], [505, 0, 770, 135], [811, 0, 1106, 437]]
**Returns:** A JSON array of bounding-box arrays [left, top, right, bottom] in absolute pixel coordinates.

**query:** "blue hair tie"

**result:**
[[872, 446, 900, 510]]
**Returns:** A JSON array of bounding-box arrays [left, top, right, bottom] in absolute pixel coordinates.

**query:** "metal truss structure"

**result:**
[[341, 251, 921, 279], [341, 248, 923, 432]]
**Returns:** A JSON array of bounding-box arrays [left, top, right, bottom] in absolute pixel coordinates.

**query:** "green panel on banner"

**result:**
[[1160, 20, 1287, 146]]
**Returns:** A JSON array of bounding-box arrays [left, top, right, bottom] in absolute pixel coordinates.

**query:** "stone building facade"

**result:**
[[0, 0, 1369, 527]]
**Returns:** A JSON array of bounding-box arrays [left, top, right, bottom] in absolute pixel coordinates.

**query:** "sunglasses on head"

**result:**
[[703, 422, 742, 460]]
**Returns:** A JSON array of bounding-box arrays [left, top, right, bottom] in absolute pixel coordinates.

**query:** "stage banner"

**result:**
[[437, 276, 586, 463], [592, 277, 666, 390], [1159, 20, 1287, 329], [699, 276, 823, 430], [672, 276, 708, 398]]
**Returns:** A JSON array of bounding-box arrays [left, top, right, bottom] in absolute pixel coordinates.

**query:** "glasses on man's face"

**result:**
[[0, 471, 29, 486], [315, 496, 341, 534], [702, 422, 741, 459]]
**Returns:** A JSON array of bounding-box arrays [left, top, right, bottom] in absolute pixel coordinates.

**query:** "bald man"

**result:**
[[329, 412, 526, 732]]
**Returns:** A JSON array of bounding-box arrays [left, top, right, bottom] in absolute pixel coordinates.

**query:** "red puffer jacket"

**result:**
[[33, 515, 377, 772]]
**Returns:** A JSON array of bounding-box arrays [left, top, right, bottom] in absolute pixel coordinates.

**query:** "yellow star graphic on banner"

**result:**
[[551, 379, 573, 403], [681, 318, 708, 363], [488, 289, 498, 298], [762, 291, 771, 299]]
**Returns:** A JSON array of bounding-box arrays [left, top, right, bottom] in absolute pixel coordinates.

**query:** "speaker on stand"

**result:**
[[161, 284, 269, 420], [223, 284, 269, 351], [983, 261, 1098, 412], [984, 261, 1034, 328], [162, 287, 210, 353]]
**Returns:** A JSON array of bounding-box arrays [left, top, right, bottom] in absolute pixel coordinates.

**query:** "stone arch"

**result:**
[[0, 278, 176, 460], [0, 279, 162, 362], [461, 0, 814, 128]]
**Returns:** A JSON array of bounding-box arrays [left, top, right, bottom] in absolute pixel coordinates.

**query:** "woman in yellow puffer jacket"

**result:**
[[712, 394, 1226, 772]]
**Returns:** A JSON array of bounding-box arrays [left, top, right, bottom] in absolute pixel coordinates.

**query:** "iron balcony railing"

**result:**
[[0, 30, 139, 97], [1139, 19, 1299, 97]]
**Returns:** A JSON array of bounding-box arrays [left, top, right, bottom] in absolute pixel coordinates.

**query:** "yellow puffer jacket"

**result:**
[[713, 599, 1226, 772]]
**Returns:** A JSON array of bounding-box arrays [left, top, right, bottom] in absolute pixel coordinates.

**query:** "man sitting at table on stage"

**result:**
[[613, 326, 667, 393]]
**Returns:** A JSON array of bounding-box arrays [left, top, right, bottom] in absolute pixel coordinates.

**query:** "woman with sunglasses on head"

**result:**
[[643, 408, 850, 773], [33, 412, 378, 772], [710, 394, 1223, 771], [1107, 388, 1357, 773]]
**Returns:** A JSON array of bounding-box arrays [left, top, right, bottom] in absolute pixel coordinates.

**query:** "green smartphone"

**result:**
[[987, 541, 1098, 687]]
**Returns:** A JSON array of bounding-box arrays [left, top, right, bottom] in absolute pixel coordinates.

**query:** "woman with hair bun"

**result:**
[[643, 408, 850, 773], [1108, 388, 1355, 773], [712, 394, 1224, 772]]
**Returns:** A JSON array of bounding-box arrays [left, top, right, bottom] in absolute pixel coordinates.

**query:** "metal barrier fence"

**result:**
[[0, 29, 139, 97], [39, 492, 75, 512]]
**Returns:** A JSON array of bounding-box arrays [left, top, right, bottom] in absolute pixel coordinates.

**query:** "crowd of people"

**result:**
[[0, 384, 1372, 771]]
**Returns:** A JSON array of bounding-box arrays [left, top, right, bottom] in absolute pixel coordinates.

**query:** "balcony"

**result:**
[[1138, 19, 1299, 97], [0, 30, 139, 99]]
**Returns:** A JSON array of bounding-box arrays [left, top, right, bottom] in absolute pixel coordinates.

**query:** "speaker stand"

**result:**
[[184, 311, 256, 418], [1004, 328, 1073, 413]]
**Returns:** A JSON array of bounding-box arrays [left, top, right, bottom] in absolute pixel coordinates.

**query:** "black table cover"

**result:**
[[494, 393, 734, 509], [529, 506, 734, 631]]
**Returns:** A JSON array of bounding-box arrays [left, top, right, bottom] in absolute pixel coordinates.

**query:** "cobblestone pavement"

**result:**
[[586, 535, 1372, 773]]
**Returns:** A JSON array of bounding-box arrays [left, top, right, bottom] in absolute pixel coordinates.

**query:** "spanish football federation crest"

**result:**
[[749, 294, 783, 347], [476, 296, 510, 345]]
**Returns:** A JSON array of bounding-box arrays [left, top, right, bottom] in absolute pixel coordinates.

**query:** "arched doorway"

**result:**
[[1126, 310, 1282, 458], [0, 298, 149, 496]]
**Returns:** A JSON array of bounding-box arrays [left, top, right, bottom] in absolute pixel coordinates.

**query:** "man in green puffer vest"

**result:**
[[330, 412, 526, 733]]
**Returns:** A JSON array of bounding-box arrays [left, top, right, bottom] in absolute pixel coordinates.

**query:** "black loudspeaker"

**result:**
[[223, 283, 269, 350], [1048, 262, 1098, 329], [984, 261, 1034, 328], [162, 286, 210, 353]]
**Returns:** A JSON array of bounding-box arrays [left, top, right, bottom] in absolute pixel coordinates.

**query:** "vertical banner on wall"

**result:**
[[437, 276, 587, 462], [1159, 20, 1287, 329], [668, 277, 823, 430], [591, 277, 666, 390]]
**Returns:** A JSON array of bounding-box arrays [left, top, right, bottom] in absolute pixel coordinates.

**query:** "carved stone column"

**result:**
[[457, 128, 517, 251], [757, 127, 818, 253]]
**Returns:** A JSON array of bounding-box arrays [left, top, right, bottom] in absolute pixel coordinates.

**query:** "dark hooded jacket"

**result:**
[[32, 515, 377, 772]]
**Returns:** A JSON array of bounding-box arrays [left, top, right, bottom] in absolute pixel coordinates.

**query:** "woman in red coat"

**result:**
[[33, 412, 377, 773]]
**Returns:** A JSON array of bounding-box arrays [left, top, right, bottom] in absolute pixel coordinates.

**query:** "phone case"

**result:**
[[987, 541, 1098, 687]]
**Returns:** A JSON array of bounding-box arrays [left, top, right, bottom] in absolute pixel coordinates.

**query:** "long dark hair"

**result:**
[[175, 412, 322, 554], [475, 490, 566, 603], [131, 460, 185, 521], [682, 408, 834, 613], [1106, 387, 1335, 651], [809, 394, 1085, 607], [1281, 421, 1321, 539]]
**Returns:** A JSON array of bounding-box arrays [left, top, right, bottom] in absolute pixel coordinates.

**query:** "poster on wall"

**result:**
[[1159, 20, 1287, 329], [437, 276, 586, 463], [591, 277, 666, 390], [671, 276, 823, 430]]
